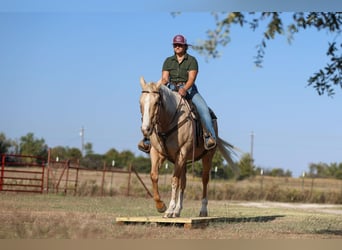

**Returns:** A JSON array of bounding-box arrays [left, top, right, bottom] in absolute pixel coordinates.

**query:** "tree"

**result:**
[[193, 12, 341, 96], [104, 148, 119, 167], [269, 168, 292, 177], [237, 153, 255, 180], [192, 161, 204, 177], [309, 162, 329, 178], [308, 161, 342, 179], [334, 163, 342, 179], [81, 153, 104, 169], [19, 132, 48, 162], [132, 156, 152, 173], [50, 146, 67, 161], [117, 150, 135, 169], [84, 142, 94, 156], [211, 151, 236, 179], [50, 146, 82, 162], [0, 132, 12, 154], [67, 147, 82, 161]]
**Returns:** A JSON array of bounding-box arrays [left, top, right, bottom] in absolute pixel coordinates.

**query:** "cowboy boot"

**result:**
[[204, 133, 216, 150]]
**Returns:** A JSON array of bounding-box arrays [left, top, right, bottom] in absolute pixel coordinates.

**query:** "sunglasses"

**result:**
[[173, 43, 185, 48]]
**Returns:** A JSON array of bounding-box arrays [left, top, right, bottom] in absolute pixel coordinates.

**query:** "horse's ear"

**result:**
[[140, 76, 147, 89]]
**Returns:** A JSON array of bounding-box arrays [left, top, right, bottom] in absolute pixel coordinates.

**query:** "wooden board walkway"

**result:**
[[115, 216, 228, 229], [115, 215, 284, 229]]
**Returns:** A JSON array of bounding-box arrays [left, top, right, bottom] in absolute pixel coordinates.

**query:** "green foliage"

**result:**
[[118, 150, 135, 168], [0, 132, 12, 154], [237, 153, 255, 180], [67, 147, 82, 160], [132, 156, 153, 173], [192, 12, 342, 97], [19, 132, 48, 162], [50, 146, 82, 162], [84, 142, 94, 156], [104, 148, 119, 167], [256, 167, 292, 177], [212, 150, 224, 169], [309, 162, 342, 179], [81, 153, 104, 169]]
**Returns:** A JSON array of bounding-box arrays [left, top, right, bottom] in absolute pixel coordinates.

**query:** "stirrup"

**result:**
[[204, 136, 216, 150], [138, 139, 151, 153]]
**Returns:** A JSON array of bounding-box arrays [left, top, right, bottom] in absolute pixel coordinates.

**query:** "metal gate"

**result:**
[[0, 152, 152, 197], [0, 154, 45, 193]]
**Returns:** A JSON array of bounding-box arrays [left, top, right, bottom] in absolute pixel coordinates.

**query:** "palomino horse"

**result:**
[[139, 77, 238, 218]]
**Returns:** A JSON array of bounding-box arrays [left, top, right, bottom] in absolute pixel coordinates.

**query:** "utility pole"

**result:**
[[80, 126, 85, 156], [250, 131, 254, 161]]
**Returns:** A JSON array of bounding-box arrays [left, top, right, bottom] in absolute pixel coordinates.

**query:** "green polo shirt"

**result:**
[[162, 53, 198, 83]]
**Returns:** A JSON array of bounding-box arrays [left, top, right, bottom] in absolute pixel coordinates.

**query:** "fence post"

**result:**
[[74, 160, 80, 196], [101, 162, 106, 196], [64, 160, 70, 195], [47, 149, 51, 194], [0, 154, 4, 191], [41, 160, 45, 194], [127, 164, 132, 196]]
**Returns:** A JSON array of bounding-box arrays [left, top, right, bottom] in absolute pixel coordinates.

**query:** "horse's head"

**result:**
[[139, 77, 163, 137]]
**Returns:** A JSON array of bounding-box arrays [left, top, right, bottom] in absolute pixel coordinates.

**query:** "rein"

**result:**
[[142, 88, 196, 165], [141, 89, 189, 139]]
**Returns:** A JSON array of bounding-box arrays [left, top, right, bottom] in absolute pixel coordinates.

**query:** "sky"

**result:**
[[1, 2, 341, 177]]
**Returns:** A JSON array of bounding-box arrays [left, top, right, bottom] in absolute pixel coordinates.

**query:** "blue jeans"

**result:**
[[168, 83, 216, 139]]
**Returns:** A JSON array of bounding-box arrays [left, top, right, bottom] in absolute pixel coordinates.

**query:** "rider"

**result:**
[[138, 34, 217, 153]]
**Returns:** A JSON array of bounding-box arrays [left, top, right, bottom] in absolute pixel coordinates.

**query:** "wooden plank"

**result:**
[[115, 216, 224, 229]]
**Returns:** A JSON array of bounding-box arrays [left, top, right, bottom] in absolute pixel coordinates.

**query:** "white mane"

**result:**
[[159, 84, 182, 115]]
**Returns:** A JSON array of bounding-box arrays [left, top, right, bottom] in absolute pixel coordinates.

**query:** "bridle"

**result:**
[[141, 88, 194, 157], [141, 90, 162, 136]]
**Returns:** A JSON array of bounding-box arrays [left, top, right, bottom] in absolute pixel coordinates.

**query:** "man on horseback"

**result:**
[[138, 34, 216, 153]]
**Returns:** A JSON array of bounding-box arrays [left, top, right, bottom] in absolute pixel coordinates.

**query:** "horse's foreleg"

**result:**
[[151, 179, 167, 213], [163, 175, 179, 218], [150, 148, 167, 213], [173, 166, 186, 217]]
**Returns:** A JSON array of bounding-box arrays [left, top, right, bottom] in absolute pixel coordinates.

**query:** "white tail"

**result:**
[[217, 136, 242, 175]]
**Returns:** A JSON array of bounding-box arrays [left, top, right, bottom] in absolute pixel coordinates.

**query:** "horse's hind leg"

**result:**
[[199, 150, 215, 217]]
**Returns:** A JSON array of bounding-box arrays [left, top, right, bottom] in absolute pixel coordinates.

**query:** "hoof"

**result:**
[[156, 202, 167, 213], [172, 213, 180, 218], [199, 211, 208, 217], [163, 213, 173, 218]]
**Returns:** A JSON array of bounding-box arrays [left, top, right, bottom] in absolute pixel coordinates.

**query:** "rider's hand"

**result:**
[[178, 88, 187, 97]]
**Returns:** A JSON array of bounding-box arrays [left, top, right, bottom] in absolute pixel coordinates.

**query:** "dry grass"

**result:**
[[3, 165, 342, 204], [1, 193, 342, 239]]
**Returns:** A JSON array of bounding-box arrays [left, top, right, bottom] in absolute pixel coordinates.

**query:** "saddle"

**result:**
[[168, 83, 217, 146], [185, 99, 217, 147]]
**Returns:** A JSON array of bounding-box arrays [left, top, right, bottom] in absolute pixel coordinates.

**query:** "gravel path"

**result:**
[[236, 201, 342, 215]]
